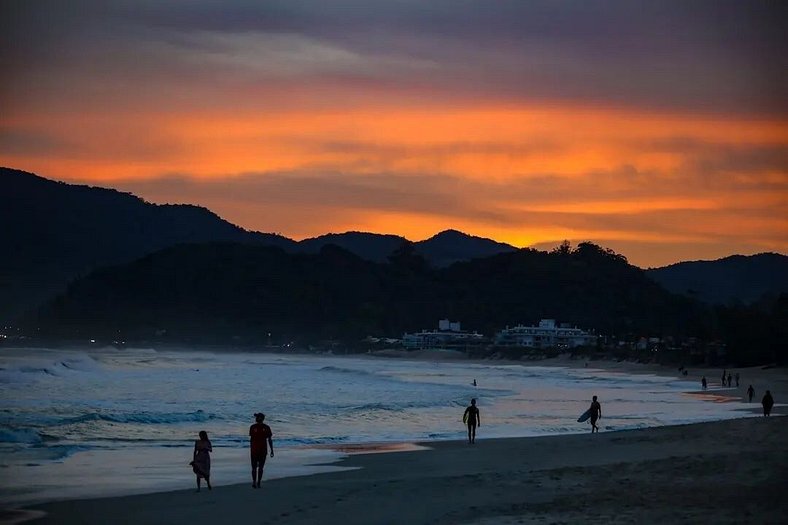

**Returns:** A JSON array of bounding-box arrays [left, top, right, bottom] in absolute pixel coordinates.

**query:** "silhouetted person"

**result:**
[[761, 391, 774, 417], [747, 385, 754, 403], [473, 379, 477, 387], [727, 373, 732, 387], [249, 412, 274, 488], [589, 396, 602, 433], [190, 430, 212, 492], [721, 370, 727, 387], [463, 398, 480, 444], [701, 376, 707, 390], [735, 372, 740, 387]]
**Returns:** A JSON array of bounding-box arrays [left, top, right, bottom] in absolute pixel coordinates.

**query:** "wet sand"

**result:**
[[24, 416, 787, 525]]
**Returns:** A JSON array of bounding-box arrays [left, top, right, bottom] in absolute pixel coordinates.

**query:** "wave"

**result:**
[[0, 428, 43, 445], [318, 366, 373, 377], [59, 410, 217, 426], [0, 354, 103, 381], [342, 400, 437, 412]]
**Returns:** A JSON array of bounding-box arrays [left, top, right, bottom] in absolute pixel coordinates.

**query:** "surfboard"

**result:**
[[463, 412, 469, 424], [577, 409, 591, 423]]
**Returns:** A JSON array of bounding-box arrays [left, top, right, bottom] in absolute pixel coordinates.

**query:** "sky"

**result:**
[[1, 0, 786, 267]]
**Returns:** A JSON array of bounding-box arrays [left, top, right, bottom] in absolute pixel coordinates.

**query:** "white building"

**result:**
[[402, 319, 485, 350], [494, 319, 596, 349]]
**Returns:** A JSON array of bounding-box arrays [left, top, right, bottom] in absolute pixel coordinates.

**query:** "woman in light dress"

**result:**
[[190, 430, 212, 491]]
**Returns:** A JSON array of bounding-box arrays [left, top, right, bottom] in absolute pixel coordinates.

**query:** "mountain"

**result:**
[[414, 229, 517, 267], [0, 167, 523, 323], [646, 253, 788, 305], [296, 229, 518, 266], [0, 167, 294, 321], [26, 241, 702, 346], [297, 232, 408, 262]]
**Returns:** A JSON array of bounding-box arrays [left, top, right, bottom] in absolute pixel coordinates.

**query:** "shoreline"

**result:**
[[3, 348, 785, 523], [23, 416, 788, 524]]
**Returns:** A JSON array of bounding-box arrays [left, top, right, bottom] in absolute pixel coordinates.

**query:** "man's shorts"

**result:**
[[251, 450, 267, 469]]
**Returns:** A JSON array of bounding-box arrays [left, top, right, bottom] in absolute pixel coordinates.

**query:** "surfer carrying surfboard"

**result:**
[[463, 398, 480, 444], [589, 396, 602, 433]]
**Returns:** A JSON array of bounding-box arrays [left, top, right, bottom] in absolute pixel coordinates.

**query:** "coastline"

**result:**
[[23, 417, 788, 525], [4, 348, 785, 524], [368, 348, 788, 414]]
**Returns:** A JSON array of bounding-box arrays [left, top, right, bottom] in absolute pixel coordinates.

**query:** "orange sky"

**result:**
[[1, 2, 786, 267]]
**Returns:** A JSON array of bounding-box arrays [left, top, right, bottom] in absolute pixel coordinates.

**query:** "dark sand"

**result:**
[[24, 416, 787, 525]]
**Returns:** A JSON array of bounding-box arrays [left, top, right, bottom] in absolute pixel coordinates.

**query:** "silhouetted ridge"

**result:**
[[414, 229, 517, 267], [28, 241, 696, 346], [646, 253, 788, 305], [298, 231, 409, 262], [0, 167, 294, 321]]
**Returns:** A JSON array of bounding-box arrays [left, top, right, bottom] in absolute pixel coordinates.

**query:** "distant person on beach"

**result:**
[[463, 398, 480, 444], [249, 412, 274, 488], [701, 377, 707, 390], [727, 373, 732, 387], [747, 385, 754, 402], [473, 379, 477, 387], [735, 373, 740, 387], [190, 430, 212, 492], [589, 396, 602, 433], [721, 370, 727, 387], [761, 391, 774, 417]]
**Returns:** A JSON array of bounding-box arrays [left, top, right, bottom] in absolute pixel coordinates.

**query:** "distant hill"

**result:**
[[646, 253, 788, 305], [298, 232, 408, 262], [414, 229, 517, 267], [0, 168, 523, 322], [0, 167, 294, 321], [297, 229, 517, 266], [26, 241, 700, 345]]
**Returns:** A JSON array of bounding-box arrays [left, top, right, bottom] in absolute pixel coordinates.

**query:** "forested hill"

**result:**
[[646, 253, 788, 305], [27, 241, 699, 343], [0, 167, 294, 321], [1, 168, 515, 321]]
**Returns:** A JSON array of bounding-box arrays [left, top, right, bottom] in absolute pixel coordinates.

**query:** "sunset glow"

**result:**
[[2, 1, 786, 266]]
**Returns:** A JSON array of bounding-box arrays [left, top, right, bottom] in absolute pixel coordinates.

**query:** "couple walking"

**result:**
[[190, 412, 274, 491]]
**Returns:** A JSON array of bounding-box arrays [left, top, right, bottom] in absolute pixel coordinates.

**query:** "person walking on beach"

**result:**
[[190, 430, 212, 492], [250, 412, 274, 488], [701, 376, 707, 390], [727, 373, 733, 387], [721, 370, 727, 387], [463, 398, 480, 444], [747, 385, 754, 402], [589, 396, 602, 433], [735, 373, 740, 387], [761, 391, 774, 417]]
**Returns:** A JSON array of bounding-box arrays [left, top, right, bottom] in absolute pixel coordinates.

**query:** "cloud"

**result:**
[[2, 1, 786, 116]]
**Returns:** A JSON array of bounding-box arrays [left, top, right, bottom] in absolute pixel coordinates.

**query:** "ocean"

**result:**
[[0, 346, 750, 505]]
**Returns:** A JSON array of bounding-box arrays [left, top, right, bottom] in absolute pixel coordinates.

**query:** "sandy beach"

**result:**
[[6, 355, 785, 525], [17, 416, 785, 525]]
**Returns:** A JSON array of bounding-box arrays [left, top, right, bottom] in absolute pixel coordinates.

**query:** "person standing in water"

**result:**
[[249, 413, 274, 488], [747, 385, 754, 403], [463, 398, 480, 444], [589, 396, 602, 433], [761, 391, 774, 417], [701, 376, 707, 390], [190, 430, 212, 492]]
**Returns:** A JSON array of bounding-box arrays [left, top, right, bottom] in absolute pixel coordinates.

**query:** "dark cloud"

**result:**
[[2, 1, 786, 115]]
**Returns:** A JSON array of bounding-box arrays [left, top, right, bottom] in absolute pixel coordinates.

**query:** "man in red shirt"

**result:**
[[249, 412, 274, 488]]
